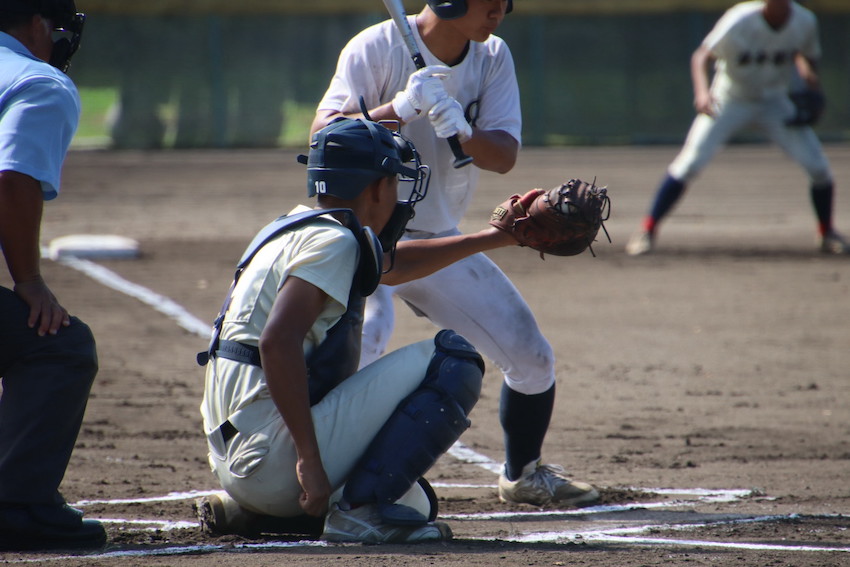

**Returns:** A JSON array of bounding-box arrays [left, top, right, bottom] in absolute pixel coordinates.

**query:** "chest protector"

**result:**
[[197, 209, 382, 405]]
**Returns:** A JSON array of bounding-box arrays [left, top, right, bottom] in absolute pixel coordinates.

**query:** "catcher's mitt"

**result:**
[[489, 179, 610, 258], [786, 88, 825, 127]]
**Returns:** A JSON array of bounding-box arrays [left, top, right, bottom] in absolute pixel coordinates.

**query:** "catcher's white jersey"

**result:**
[[200, 206, 442, 517], [705, 0, 820, 102], [318, 16, 522, 234]]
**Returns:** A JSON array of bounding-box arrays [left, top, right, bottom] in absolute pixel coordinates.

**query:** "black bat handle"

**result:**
[[448, 136, 473, 169]]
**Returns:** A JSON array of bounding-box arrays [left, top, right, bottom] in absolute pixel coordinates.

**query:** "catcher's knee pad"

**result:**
[[343, 330, 483, 516]]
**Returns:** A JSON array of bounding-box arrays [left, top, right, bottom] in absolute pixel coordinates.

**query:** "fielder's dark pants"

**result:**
[[0, 286, 98, 505]]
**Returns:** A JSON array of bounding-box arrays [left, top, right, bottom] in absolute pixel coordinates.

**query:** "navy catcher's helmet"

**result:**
[[426, 0, 513, 20], [299, 118, 427, 203]]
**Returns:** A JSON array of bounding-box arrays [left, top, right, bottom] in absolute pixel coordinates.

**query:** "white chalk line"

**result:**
[[52, 254, 212, 337], [45, 255, 847, 557]]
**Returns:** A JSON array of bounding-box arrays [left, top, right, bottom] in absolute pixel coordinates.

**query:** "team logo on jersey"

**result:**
[[737, 50, 791, 67]]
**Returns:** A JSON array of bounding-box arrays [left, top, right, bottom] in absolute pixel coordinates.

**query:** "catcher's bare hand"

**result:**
[[489, 179, 610, 258], [296, 457, 331, 517]]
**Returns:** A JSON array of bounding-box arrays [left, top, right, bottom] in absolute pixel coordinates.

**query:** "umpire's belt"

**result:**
[[215, 340, 262, 367]]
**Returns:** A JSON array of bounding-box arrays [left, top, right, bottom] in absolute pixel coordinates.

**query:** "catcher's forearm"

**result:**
[[381, 227, 513, 286]]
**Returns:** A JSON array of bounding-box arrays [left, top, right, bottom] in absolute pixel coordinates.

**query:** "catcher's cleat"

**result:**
[[625, 230, 653, 256], [498, 461, 599, 508], [322, 502, 452, 544], [195, 493, 258, 536], [819, 230, 850, 255], [195, 493, 325, 537]]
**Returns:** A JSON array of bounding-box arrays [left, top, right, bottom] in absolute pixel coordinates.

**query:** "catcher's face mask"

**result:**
[[377, 124, 430, 268]]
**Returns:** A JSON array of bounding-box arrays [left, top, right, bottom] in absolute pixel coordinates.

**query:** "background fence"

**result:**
[[68, 1, 850, 148]]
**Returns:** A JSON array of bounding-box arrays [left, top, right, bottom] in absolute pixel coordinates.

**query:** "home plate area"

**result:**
[[59, 466, 850, 559]]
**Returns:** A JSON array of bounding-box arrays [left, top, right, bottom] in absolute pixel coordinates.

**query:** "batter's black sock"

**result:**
[[810, 182, 834, 234], [646, 174, 687, 232], [499, 382, 555, 481]]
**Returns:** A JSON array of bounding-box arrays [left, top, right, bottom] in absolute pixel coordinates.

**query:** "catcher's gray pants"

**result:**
[[206, 339, 437, 517], [0, 287, 98, 505], [360, 229, 556, 396]]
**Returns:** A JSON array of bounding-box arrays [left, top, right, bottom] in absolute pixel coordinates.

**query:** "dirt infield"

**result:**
[[2, 144, 849, 565]]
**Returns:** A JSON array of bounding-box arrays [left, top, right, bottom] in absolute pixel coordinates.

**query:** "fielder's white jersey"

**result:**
[[705, 1, 820, 102], [318, 17, 522, 234]]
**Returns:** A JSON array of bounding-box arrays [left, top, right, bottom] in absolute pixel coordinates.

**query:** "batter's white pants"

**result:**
[[206, 339, 434, 517], [360, 230, 556, 396], [668, 95, 832, 185]]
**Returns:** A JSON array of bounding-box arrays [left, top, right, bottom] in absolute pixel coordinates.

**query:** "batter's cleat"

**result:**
[[322, 502, 452, 544], [819, 230, 850, 254], [625, 230, 654, 256], [498, 461, 599, 508]]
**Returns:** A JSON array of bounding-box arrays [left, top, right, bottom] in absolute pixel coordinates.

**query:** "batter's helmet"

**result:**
[[426, 0, 513, 20], [298, 118, 427, 203]]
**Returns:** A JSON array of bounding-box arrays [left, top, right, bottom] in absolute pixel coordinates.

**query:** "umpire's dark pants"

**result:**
[[0, 286, 98, 505]]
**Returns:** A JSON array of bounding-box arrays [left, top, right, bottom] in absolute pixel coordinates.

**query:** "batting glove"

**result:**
[[428, 97, 472, 142], [392, 65, 451, 123]]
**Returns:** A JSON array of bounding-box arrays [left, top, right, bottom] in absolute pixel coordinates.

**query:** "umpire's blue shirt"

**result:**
[[0, 32, 80, 200]]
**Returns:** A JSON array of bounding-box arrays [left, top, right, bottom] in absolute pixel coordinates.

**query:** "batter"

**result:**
[[311, 0, 599, 507]]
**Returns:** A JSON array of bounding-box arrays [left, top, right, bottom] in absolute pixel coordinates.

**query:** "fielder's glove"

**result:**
[[489, 179, 611, 258], [786, 88, 825, 127]]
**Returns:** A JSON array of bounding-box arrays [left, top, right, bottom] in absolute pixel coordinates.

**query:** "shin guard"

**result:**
[[343, 330, 484, 522]]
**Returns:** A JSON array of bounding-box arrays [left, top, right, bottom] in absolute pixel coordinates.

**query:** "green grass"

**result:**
[[74, 87, 317, 149], [74, 87, 118, 148]]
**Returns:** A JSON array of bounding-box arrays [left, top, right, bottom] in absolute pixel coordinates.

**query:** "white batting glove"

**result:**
[[392, 65, 451, 123], [428, 97, 472, 142]]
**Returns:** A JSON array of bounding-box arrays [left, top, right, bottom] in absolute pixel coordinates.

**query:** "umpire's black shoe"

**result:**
[[0, 502, 107, 551]]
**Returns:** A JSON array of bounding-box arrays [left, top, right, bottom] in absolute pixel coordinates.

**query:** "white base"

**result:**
[[48, 234, 140, 260]]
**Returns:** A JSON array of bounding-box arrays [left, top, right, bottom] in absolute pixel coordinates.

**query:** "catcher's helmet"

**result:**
[[426, 0, 513, 20], [0, 0, 85, 71], [299, 118, 427, 202]]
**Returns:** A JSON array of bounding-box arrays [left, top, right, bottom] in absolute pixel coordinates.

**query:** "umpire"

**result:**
[[0, 0, 105, 551]]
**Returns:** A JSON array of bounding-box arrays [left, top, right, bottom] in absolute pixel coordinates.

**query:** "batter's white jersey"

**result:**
[[318, 16, 522, 234], [319, 16, 555, 397], [705, 0, 820, 102]]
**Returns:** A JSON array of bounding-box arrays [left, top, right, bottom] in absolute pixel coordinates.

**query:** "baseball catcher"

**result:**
[[489, 179, 611, 258]]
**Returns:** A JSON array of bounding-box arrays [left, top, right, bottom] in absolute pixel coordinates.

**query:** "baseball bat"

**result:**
[[381, 0, 473, 169]]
